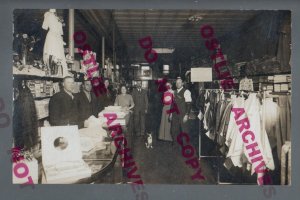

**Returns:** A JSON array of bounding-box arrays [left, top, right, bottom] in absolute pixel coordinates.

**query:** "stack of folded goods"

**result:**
[[273, 74, 291, 92], [79, 126, 107, 153], [274, 84, 281, 92], [280, 84, 289, 91], [274, 75, 288, 83], [98, 106, 128, 126]]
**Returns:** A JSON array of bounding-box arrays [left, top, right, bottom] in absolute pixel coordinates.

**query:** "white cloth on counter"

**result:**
[[84, 115, 106, 129], [98, 106, 128, 118], [98, 106, 129, 126], [79, 125, 108, 153]]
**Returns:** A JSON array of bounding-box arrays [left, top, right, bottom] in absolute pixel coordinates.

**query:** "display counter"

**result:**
[[39, 108, 133, 184]]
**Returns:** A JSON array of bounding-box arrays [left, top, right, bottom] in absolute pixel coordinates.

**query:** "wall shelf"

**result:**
[[13, 74, 63, 81]]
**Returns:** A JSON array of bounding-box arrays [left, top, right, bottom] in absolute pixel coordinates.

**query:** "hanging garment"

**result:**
[[195, 90, 206, 119], [275, 95, 291, 160], [226, 94, 274, 175], [204, 91, 218, 140], [263, 98, 279, 149], [216, 100, 231, 146], [42, 11, 68, 77], [215, 100, 227, 134], [13, 85, 39, 150]]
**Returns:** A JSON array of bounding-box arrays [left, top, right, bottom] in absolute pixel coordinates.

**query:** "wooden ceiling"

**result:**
[[14, 9, 263, 64], [86, 9, 263, 63]]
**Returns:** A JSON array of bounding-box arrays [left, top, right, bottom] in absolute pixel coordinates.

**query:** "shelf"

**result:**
[[227, 72, 291, 80], [273, 82, 291, 84], [13, 74, 63, 81]]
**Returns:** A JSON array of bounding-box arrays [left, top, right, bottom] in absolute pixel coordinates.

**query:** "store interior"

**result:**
[[12, 9, 291, 185]]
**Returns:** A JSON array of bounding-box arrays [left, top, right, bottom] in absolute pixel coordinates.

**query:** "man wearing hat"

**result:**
[[170, 77, 192, 141]]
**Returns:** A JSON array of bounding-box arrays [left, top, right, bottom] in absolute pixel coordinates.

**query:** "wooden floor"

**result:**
[[130, 136, 217, 184]]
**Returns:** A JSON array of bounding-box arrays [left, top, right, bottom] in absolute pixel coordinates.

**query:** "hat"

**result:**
[[176, 76, 184, 81]]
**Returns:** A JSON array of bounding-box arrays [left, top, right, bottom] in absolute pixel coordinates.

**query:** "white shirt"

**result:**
[[177, 87, 192, 102]]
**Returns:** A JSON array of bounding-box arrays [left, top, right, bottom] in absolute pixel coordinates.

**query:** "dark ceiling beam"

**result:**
[[75, 10, 100, 40], [79, 10, 116, 56], [113, 10, 260, 15], [105, 10, 130, 64], [116, 22, 247, 27], [114, 16, 256, 20]]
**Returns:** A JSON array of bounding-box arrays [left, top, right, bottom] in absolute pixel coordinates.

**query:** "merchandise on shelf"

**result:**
[[26, 80, 54, 98]]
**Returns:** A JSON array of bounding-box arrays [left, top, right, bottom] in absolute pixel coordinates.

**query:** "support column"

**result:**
[[68, 9, 75, 58], [102, 36, 105, 76], [112, 24, 116, 82]]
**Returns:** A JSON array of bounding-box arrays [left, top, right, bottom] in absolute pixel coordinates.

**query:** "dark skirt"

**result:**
[[158, 105, 173, 141]]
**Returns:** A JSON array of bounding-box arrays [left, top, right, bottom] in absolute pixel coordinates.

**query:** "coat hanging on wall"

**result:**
[[13, 82, 39, 150]]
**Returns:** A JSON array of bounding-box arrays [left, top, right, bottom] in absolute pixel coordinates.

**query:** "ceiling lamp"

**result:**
[[152, 48, 175, 54], [188, 15, 203, 22]]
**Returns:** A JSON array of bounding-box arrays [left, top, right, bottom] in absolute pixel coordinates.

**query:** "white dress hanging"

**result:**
[[42, 11, 68, 77]]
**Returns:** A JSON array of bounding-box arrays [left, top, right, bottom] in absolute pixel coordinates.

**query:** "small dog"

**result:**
[[145, 133, 153, 149]]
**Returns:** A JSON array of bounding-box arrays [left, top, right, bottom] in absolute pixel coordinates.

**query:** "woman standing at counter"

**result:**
[[114, 85, 135, 111]]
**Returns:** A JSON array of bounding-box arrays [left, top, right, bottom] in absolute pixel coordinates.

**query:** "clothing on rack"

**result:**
[[203, 90, 218, 140], [226, 93, 275, 175], [264, 98, 279, 149], [201, 89, 280, 184], [202, 90, 229, 142], [216, 100, 233, 151], [274, 95, 291, 160]]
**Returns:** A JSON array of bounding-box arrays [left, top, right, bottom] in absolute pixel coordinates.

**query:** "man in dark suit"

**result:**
[[98, 78, 115, 112], [170, 77, 192, 139], [132, 81, 148, 136], [49, 76, 79, 126], [76, 79, 101, 128]]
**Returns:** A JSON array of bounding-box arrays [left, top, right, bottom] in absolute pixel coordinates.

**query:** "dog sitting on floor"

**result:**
[[145, 133, 153, 149]]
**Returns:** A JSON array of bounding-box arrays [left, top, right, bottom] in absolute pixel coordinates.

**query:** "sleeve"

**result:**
[[184, 89, 192, 102], [42, 12, 49, 30], [131, 90, 135, 102], [130, 95, 135, 107], [49, 95, 61, 126], [114, 95, 119, 106]]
